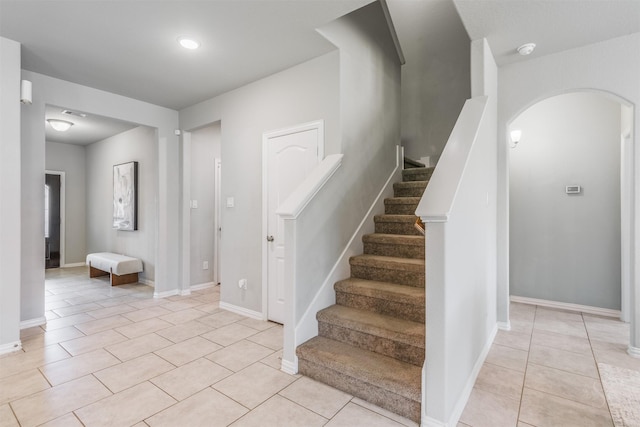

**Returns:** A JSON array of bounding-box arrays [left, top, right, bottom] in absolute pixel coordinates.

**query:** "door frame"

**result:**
[[45, 170, 65, 268], [261, 120, 324, 321], [214, 157, 222, 285]]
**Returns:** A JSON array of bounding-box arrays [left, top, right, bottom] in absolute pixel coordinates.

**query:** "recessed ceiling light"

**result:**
[[177, 36, 200, 50], [47, 119, 74, 132], [517, 43, 536, 56]]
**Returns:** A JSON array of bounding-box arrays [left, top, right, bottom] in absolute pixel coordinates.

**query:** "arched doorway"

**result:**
[[507, 92, 630, 317]]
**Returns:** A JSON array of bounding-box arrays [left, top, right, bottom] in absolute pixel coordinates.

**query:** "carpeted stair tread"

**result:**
[[363, 233, 424, 259], [384, 197, 421, 215], [297, 336, 422, 401], [335, 278, 424, 305], [374, 215, 422, 236], [350, 254, 425, 287], [402, 167, 434, 182], [393, 181, 428, 197], [318, 305, 425, 349], [350, 254, 424, 271], [335, 278, 425, 322]]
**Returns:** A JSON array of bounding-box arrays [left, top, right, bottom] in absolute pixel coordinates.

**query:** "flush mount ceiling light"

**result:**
[[177, 36, 200, 50], [47, 119, 74, 132], [517, 43, 536, 56]]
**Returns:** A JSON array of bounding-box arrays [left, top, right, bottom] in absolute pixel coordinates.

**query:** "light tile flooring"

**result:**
[[1, 267, 638, 426], [459, 301, 640, 427], [1, 267, 417, 427]]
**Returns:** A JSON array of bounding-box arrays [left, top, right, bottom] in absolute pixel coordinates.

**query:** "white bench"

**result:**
[[86, 252, 143, 286]]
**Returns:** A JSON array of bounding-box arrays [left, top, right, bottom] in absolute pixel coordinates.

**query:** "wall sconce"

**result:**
[[47, 119, 74, 132], [510, 129, 522, 148], [20, 80, 32, 105]]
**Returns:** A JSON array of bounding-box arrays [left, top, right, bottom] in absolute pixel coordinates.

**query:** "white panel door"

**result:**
[[266, 124, 321, 323]]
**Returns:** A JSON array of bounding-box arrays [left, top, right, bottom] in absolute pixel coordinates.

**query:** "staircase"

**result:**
[[296, 166, 433, 422]]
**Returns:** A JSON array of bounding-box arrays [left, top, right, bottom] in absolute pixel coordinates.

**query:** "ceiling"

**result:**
[[0, 0, 372, 111], [45, 105, 138, 146], [3, 1, 640, 144], [453, 0, 640, 66]]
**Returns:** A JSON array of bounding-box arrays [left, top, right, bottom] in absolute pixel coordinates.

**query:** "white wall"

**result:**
[[390, 0, 470, 162], [420, 37, 498, 426], [20, 71, 178, 322], [510, 93, 621, 310], [0, 37, 22, 352], [498, 33, 640, 349], [45, 141, 87, 265], [190, 123, 221, 286], [86, 126, 158, 282], [179, 51, 340, 314]]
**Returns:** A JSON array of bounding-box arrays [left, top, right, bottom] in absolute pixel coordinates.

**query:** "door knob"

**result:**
[[266, 235, 274, 242]]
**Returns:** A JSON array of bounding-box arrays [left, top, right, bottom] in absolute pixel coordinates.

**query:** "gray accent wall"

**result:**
[[389, 0, 470, 163], [509, 92, 622, 310], [180, 51, 340, 314], [86, 126, 158, 282], [190, 122, 221, 286], [45, 141, 87, 265]]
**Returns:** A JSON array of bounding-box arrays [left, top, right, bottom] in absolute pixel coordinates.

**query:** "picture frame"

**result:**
[[113, 161, 138, 231]]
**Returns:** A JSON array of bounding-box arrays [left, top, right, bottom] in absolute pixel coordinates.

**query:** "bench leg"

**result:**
[[111, 272, 139, 286], [89, 264, 109, 278]]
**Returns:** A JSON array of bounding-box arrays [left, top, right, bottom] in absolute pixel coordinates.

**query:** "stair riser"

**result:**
[[350, 264, 424, 288], [374, 220, 423, 236], [393, 185, 426, 198], [363, 241, 424, 259], [384, 202, 419, 215], [402, 169, 433, 182], [318, 322, 424, 366], [335, 292, 425, 323], [298, 359, 421, 422]]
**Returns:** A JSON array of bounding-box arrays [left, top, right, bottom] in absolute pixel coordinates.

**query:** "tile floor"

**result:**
[[1, 267, 417, 427], [458, 301, 640, 427], [1, 267, 638, 426]]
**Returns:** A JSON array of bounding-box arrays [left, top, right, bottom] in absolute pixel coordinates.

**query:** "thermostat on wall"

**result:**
[[566, 185, 582, 194]]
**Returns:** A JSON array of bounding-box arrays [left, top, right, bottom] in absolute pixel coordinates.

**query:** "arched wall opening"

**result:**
[[506, 91, 631, 319]]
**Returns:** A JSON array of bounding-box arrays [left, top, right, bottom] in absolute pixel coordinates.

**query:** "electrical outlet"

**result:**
[[238, 279, 247, 289], [191, 200, 198, 209], [203, 261, 209, 270]]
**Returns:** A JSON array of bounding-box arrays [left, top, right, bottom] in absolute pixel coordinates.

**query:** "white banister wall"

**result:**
[[417, 95, 498, 426], [277, 147, 403, 374]]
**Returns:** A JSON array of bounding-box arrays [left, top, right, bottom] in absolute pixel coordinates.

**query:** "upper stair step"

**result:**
[[393, 181, 428, 197], [317, 305, 425, 366], [384, 197, 420, 215], [335, 278, 425, 322], [296, 336, 422, 422], [374, 215, 422, 236], [350, 254, 425, 288], [363, 233, 424, 259], [402, 167, 434, 182]]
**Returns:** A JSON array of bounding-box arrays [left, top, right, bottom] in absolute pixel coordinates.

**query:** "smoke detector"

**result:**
[[62, 109, 87, 118], [517, 43, 536, 56]]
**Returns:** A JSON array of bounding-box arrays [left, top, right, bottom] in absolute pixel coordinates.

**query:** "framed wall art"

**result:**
[[113, 161, 138, 231]]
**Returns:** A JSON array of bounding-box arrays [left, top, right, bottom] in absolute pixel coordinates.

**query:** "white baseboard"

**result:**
[[154, 289, 179, 299], [191, 282, 215, 291], [628, 346, 640, 358], [139, 278, 155, 287], [291, 147, 403, 363], [63, 262, 86, 268], [281, 357, 298, 375], [219, 301, 263, 320], [497, 321, 511, 331], [0, 340, 22, 355], [510, 295, 621, 318], [423, 325, 497, 427], [21, 317, 46, 329]]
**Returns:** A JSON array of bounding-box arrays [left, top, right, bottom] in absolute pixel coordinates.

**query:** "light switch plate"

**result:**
[[226, 197, 235, 208]]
